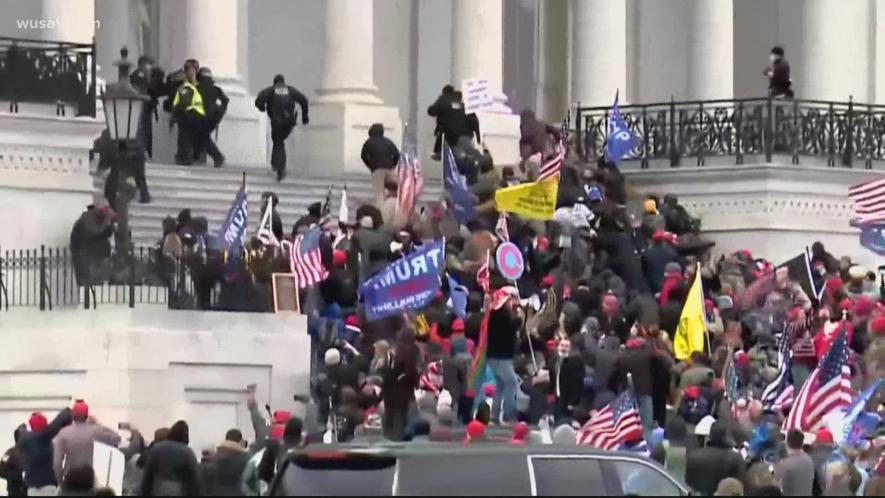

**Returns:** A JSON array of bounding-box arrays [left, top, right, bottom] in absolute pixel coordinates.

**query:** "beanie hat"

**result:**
[[72, 399, 89, 418], [466, 420, 486, 440], [814, 428, 834, 446], [854, 296, 875, 318], [848, 265, 867, 281], [332, 250, 348, 268], [684, 386, 700, 400], [871, 316, 885, 336], [324, 348, 341, 366], [29, 412, 48, 432], [665, 262, 682, 275], [644, 199, 658, 214], [273, 410, 292, 425], [345, 315, 361, 335], [826, 277, 844, 295], [652, 230, 666, 242], [541, 275, 554, 288], [451, 318, 465, 334], [716, 295, 734, 311], [510, 422, 530, 444]]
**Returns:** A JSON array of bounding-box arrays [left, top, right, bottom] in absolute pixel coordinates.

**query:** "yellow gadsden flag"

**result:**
[[674, 264, 706, 361], [494, 176, 559, 220]]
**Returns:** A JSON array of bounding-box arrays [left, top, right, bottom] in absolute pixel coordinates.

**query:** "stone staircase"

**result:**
[[92, 163, 444, 247]]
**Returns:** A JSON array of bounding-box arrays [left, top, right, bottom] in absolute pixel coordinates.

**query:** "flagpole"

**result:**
[[696, 263, 711, 356]]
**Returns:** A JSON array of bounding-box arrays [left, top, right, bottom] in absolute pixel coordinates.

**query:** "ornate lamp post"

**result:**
[[99, 47, 148, 256]]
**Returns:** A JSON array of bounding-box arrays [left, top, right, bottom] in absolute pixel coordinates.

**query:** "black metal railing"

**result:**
[[573, 96, 885, 169], [0, 245, 285, 313], [0, 36, 96, 117]]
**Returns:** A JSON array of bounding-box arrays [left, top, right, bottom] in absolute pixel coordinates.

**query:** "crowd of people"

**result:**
[[52, 51, 885, 496]]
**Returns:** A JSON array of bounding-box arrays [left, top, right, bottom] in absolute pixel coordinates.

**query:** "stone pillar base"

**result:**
[[152, 77, 267, 166], [475, 110, 521, 167], [293, 102, 401, 176]]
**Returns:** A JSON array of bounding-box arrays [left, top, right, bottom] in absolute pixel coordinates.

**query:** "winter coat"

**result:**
[[197, 78, 229, 126], [643, 243, 679, 293], [254, 85, 309, 126], [360, 124, 400, 172], [684, 424, 745, 495], [487, 307, 522, 360], [0, 444, 26, 497], [519, 110, 561, 157], [201, 442, 249, 496], [18, 409, 71, 489], [352, 228, 393, 278], [549, 356, 585, 409], [612, 340, 668, 397], [139, 440, 202, 496]]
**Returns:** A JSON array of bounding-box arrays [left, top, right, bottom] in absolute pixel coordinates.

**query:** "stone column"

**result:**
[[95, 0, 141, 84], [41, 0, 94, 44], [296, 0, 402, 175], [155, 0, 265, 166], [687, 0, 734, 100], [449, 0, 520, 165], [535, 0, 569, 123], [316, 0, 381, 104], [799, 0, 870, 102], [572, 0, 627, 106]]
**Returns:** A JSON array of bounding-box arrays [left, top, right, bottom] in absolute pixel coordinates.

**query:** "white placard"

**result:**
[[93, 442, 125, 493], [462, 78, 494, 114]]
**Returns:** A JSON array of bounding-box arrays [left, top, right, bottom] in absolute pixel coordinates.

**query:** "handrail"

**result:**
[[572, 96, 885, 169]]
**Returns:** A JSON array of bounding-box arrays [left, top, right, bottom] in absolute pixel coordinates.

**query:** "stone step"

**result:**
[[97, 162, 443, 247]]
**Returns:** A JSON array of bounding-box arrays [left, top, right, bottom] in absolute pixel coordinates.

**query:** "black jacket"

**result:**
[[360, 124, 400, 172], [429, 98, 479, 146], [200, 443, 249, 496], [642, 243, 679, 293], [487, 307, 522, 360], [685, 425, 745, 495], [549, 356, 585, 408], [255, 85, 309, 126], [18, 409, 71, 489], [139, 440, 202, 496], [0, 444, 26, 496], [197, 78, 229, 125]]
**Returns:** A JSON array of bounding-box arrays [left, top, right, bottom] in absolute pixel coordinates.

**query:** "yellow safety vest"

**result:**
[[172, 81, 205, 116]]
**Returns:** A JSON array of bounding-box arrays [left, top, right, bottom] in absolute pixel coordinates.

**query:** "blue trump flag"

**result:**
[[360, 239, 445, 321], [605, 90, 639, 164], [443, 143, 475, 226], [859, 224, 885, 255], [218, 182, 248, 258], [842, 379, 883, 446]]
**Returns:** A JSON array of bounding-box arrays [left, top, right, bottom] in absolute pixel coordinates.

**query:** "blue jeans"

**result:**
[[488, 358, 519, 423], [637, 394, 654, 443]]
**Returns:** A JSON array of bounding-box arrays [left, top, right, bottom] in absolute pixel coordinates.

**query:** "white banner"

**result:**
[[461, 78, 494, 114]]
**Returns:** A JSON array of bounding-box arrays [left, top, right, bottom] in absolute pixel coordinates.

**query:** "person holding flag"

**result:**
[[443, 142, 475, 226], [218, 175, 248, 277]]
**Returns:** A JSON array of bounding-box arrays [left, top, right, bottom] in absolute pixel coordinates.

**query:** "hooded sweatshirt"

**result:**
[[360, 124, 400, 172]]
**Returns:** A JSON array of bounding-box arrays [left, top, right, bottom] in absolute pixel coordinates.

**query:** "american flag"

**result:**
[[396, 126, 423, 221], [477, 251, 490, 293], [783, 323, 852, 432], [537, 148, 563, 182], [761, 328, 795, 412], [256, 201, 279, 247], [289, 228, 329, 289], [495, 212, 509, 242], [849, 176, 885, 224], [577, 390, 643, 450]]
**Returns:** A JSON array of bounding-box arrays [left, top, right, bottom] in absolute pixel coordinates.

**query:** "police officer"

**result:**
[[171, 59, 205, 165], [195, 67, 228, 167], [255, 74, 309, 181]]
